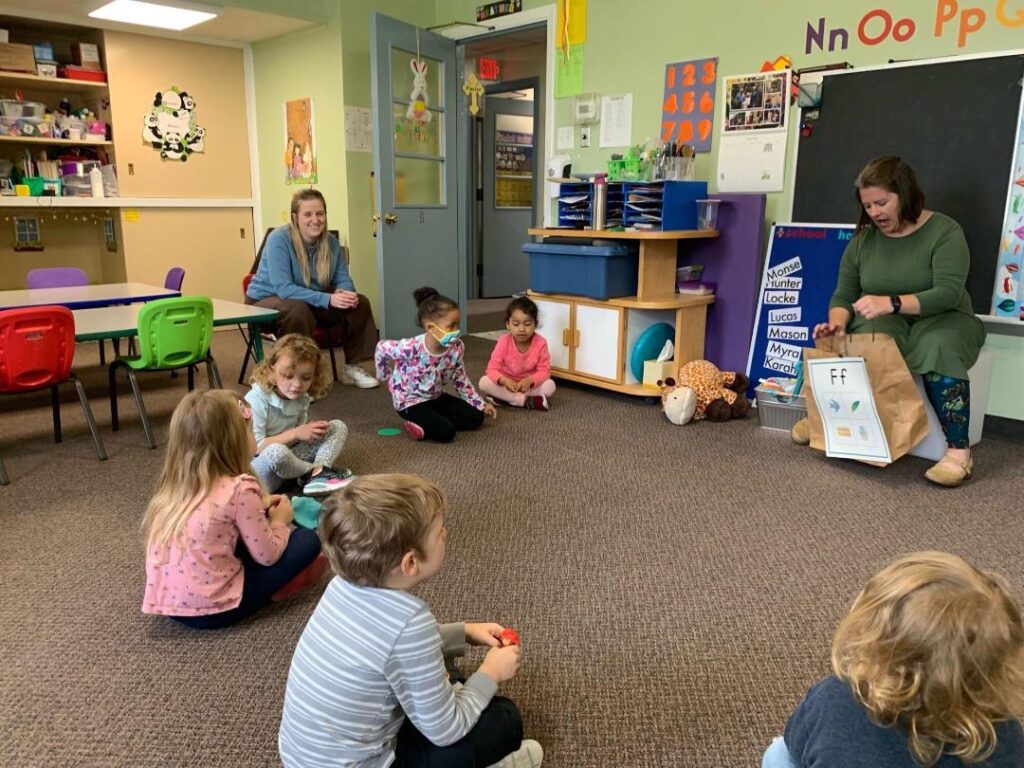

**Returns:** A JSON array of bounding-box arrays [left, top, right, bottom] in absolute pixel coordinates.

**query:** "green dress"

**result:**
[[829, 212, 986, 380]]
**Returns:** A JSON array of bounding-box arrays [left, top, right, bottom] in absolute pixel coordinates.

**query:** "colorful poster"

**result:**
[[807, 357, 891, 464], [284, 97, 317, 185], [722, 69, 790, 133], [660, 57, 717, 152], [991, 97, 1024, 319]]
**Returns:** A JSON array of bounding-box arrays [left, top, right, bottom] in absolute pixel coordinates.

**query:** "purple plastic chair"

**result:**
[[164, 267, 185, 291], [26, 267, 88, 289]]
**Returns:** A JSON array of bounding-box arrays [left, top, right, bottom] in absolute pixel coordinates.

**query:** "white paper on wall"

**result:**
[[599, 93, 632, 148], [344, 106, 373, 153]]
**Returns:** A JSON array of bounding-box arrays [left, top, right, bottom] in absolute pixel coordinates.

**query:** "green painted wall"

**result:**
[[433, 0, 1024, 420]]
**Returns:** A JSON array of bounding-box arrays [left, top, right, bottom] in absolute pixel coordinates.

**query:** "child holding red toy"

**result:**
[[279, 474, 542, 768]]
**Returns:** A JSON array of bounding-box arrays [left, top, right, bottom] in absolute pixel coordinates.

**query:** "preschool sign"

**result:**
[[805, 0, 1024, 53]]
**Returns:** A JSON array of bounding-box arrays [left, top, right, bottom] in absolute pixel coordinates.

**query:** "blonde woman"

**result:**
[[141, 389, 324, 630], [246, 188, 379, 388], [763, 551, 1024, 767]]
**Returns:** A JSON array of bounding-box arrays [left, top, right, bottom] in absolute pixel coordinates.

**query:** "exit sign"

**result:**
[[478, 57, 501, 81]]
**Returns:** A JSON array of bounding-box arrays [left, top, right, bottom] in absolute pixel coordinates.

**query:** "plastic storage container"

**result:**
[[0, 99, 44, 117], [0, 115, 51, 137], [522, 241, 639, 300], [754, 387, 807, 431]]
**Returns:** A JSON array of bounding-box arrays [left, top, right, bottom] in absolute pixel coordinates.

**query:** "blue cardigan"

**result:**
[[246, 226, 355, 309]]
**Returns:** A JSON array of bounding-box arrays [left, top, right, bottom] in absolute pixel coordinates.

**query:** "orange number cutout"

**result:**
[[699, 91, 713, 114], [681, 91, 695, 114], [677, 120, 694, 141], [666, 66, 675, 89], [661, 121, 675, 142], [697, 119, 712, 141], [701, 60, 717, 84], [662, 93, 678, 113], [682, 63, 696, 86]]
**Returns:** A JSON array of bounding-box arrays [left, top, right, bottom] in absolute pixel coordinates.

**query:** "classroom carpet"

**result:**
[[1, 334, 1022, 768]]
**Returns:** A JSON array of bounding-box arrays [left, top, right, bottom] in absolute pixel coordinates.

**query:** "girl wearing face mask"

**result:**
[[375, 287, 497, 442]]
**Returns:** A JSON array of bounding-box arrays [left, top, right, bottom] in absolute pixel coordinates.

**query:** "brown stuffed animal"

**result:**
[[658, 360, 750, 424]]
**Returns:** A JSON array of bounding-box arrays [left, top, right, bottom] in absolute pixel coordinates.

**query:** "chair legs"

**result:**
[[126, 369, 157, 450], [71, 373, 107, 461], [51, 385, 62, 443], [0, 455, 8, 485], [207, 355, 223, 389], [328, 344, 339, 382]]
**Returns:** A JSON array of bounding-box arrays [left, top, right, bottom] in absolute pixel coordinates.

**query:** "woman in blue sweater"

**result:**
[[246, 189, 379, 388]]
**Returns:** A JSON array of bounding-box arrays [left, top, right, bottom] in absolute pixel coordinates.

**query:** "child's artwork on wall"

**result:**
[[284, 97, 317, 185], [13, 216, 42, 251], [991, 98, 1024, 319], [141, 87, 206, 162], [661, 57, 717, 152]]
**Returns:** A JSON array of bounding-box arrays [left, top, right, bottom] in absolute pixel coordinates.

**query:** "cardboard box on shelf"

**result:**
[[0, 43, 37, 73], [73, 43, 101, 70], [59, 65, 107, 83], [36, 61, 57, 78]]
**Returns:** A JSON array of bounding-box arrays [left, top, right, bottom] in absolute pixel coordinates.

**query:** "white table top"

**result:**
[[73, 299, 278, 340], [0, 282, 179, 310]]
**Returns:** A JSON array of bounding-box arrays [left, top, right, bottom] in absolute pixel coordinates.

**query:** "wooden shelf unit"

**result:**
[[526, 228, 718, 397], [0, 70, 107, 95]]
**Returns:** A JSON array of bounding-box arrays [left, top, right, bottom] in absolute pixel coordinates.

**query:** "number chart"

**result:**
[[661, 57, 717, 152]]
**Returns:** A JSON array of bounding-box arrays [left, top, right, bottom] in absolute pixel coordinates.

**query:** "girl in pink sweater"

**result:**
[[478, 296, 555, 410]]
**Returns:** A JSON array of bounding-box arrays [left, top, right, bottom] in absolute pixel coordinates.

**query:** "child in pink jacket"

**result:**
[[478, 296, 555, 410]]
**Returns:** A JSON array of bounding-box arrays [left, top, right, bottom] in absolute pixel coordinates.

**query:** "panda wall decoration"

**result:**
[[142, 87, 206, 161]]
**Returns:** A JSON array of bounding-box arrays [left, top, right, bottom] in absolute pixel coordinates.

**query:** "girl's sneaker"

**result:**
[[303, 467, 355, 496], [489, 740, 543, 768], [524, 395, 548, 411], [402, 420, 425, 440]]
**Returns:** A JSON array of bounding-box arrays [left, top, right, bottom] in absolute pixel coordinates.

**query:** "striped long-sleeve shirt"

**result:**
[[278, 578, 498, 767]]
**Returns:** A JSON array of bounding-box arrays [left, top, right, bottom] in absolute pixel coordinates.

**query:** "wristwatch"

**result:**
[[889, 295, 902, 315]]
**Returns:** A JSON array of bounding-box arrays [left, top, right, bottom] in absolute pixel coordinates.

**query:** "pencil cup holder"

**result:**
[[696, 199, 720, 231]]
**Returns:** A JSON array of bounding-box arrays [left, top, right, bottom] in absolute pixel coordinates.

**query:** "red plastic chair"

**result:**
[[236, 273, 339, 384], [0, 306, 107, 485]]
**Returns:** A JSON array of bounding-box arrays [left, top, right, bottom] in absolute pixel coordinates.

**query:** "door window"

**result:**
[[391, 47, 444, 206], [494, 112, 533, 209]]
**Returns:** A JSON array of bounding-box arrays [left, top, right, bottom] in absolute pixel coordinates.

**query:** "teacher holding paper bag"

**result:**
[[791, 156, 985, 487], [246, 189, 380, 388]]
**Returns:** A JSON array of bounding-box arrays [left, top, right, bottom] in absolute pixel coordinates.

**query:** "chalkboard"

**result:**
[[792, 54, 1024, 315], [745, 223, 855, 398]]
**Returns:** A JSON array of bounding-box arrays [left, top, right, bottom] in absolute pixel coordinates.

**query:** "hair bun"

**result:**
[[413, 286, 440, 306]]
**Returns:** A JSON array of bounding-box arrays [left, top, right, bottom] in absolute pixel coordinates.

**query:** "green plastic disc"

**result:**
[[378, 427, 402, 436]]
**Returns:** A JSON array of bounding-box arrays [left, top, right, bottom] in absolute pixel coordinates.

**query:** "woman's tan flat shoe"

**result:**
[[790, 417, 810, 445], [924, 452, 973, 487]]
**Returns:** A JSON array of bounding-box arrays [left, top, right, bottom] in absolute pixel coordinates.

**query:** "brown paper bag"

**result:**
[[802, 333, 929, 464]]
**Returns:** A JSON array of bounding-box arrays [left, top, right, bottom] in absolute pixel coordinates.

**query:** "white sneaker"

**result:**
[[342, 364, 379, 388], [489, 739, 543, 768]]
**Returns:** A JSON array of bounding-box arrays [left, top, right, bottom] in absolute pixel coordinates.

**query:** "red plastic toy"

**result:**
[[499, 627, 520, 647]]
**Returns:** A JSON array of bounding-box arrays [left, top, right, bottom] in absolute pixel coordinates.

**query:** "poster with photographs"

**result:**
[[723, 70, 790, 133]]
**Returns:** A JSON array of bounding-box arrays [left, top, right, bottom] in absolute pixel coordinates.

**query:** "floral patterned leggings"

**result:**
[[922, 373, 970, 449]]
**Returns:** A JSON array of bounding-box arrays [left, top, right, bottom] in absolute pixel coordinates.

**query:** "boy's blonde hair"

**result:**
[[142, 389, 258, 557], [832, 551, 1024, 765], [250, 333, 332, 400], [318, 474, 446, 587]]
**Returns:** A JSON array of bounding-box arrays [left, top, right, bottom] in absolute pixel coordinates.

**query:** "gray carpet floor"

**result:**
[[2, 333, 1022, 767]]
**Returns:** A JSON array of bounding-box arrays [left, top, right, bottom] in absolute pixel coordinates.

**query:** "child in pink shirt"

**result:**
[[141, 389, 325, 630], [478, 296, 555, 410]]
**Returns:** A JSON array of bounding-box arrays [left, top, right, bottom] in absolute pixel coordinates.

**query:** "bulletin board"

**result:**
[[745, 223, 855, 398], [791, 53, 1024, 316]]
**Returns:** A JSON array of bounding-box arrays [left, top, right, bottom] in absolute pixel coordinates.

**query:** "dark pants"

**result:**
[[173, 527, 321, 630], [393, 695, 524, 768], [400, 395, 485, 443], [246, 294, 379, 363]]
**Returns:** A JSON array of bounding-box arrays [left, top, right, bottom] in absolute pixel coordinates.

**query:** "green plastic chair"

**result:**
[[108, 296, 223, 448]]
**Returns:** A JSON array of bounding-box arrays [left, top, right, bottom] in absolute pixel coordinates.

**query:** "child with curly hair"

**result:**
[[247, 333, 352, 496], [762, 551, 1024, 767]]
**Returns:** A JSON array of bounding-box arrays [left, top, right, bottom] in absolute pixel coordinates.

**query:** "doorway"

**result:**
[[461, 25, 546, 331]]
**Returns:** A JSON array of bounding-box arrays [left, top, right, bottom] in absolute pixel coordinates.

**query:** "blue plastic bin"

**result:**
[[523, 242, 639, 300]]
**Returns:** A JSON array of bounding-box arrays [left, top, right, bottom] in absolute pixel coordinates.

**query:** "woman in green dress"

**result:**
[[792, 156, 986, 487]]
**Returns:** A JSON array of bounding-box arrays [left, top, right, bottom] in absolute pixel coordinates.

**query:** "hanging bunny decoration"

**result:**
[[406, 59, 431, 142]]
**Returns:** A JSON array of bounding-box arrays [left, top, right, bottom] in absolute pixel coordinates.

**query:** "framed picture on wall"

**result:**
[[284, 97, 317, 185]]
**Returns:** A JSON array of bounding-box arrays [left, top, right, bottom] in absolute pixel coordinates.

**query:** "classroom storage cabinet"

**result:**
[[557, 180, 707, 231], [534, 296, 624, 383]]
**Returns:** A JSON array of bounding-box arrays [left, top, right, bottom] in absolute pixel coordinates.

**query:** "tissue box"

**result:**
[[642, 360, 675, 388]]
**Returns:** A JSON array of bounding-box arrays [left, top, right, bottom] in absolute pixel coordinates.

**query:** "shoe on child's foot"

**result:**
[[489, 740, 543, 768], [523, 395, 548, 411], [341, 364, 380, 389], [272, 553, 328, 602], [402, 420, 425, 441], [303, 467, 355, 496]]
